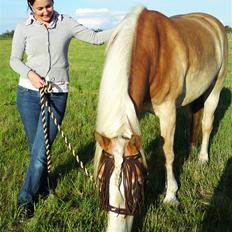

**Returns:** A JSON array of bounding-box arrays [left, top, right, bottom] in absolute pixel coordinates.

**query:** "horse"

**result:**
[[94, 6, 228, 232]]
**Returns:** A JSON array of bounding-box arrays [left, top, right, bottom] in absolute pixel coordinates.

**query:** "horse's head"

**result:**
[[95, 132, 147, 231]]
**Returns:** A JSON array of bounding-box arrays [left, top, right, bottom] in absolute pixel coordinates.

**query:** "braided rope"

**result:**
[[39, 82, 93, 181], [39, 84, 52, 175]]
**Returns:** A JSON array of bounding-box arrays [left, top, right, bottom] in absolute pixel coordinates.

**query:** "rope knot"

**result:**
[[43, 81, 52, 93]]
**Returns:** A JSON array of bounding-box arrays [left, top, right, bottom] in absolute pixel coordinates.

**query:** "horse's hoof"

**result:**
[[198, 155, 209, 164], [163, 195, 180, 206]]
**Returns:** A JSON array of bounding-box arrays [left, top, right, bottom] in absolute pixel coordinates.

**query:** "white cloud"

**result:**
[[75, 8, 126, 29]]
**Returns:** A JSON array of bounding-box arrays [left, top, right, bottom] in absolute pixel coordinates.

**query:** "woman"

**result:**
[[10, 0, 112, 221]]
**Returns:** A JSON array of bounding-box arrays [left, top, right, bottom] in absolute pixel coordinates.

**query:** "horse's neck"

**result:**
[[129, 42, 151, 114]]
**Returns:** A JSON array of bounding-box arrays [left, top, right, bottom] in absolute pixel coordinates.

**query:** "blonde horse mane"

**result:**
[[96, 6, 145, 138], [94, 6, 145, 178]]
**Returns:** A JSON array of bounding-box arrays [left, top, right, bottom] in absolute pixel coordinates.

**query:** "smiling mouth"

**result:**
[[42, 15, 52, 19]]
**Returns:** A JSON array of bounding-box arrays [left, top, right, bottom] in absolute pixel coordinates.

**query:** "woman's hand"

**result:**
[[28, 70, 46, 89]]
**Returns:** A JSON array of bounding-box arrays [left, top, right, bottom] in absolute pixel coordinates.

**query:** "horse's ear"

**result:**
[[128, 134, 141, 151], [95, 132, 111, 150]]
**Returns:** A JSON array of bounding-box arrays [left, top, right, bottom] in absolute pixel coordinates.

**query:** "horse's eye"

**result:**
[[122, 136, 130, 140]]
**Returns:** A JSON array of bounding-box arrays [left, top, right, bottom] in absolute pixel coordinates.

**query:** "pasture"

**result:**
[[0, 35, 231, 231]]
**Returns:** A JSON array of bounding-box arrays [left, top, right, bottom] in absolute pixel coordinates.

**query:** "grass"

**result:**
[[0, 35, 231, 232]]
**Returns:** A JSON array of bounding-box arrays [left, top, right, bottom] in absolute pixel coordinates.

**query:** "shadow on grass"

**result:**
[[201, 157, 232, 231], [132, 136, 165, 231], [211, 87, 231, 140], [51, 141, 95, 186]]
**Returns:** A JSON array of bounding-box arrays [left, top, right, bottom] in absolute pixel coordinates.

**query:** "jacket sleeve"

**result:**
[[10, 23, 31, 78], [67, 16, 114, 45]]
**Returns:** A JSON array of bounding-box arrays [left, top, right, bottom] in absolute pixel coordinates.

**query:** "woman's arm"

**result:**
[[10, 23, 46, 88], [9, 23, 32, 78], [67, 16, 114, 45]]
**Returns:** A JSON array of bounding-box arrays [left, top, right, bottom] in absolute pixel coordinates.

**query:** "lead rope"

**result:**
[[39, 82, 93, 186], [39, 84, 52, 177]]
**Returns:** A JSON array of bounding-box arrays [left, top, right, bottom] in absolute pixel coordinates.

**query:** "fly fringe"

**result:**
[[97, 150, 147, 215]]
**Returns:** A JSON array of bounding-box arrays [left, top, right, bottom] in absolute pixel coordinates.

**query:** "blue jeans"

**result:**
[[16, 86, 68, 206]]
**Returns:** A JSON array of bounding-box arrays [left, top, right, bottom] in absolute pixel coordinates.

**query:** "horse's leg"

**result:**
[[199, 89, 224, 163], [155, 101, 179, 204], [189, 96, 204, 147], [199, 67, 227, 163], [198, 94, 219, 163]]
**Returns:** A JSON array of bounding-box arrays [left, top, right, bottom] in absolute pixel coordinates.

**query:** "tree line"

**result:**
[[1, 26, 232, 39]]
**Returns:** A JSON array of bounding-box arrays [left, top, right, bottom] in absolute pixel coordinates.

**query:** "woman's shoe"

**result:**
[[17, 203, 34, 222]]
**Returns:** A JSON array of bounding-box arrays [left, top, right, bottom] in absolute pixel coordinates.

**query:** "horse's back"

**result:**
[[170, 12, 226, 69], [171, 12, 226, 37], [129, 8, 228, 109]]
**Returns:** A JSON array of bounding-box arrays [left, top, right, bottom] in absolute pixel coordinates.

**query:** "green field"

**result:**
[[0, 36, 231, 232]]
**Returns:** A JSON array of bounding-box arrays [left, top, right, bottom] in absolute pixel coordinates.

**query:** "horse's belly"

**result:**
[[179, 70, 217, 106]]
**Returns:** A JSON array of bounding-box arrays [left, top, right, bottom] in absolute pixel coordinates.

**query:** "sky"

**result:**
[[0, 0, 231, 33]]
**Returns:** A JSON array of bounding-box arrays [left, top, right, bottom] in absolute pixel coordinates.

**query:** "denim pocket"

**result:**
[[17, 85, 28, 94], [16, 86, 40, 108], [17, 86, 39, 96]]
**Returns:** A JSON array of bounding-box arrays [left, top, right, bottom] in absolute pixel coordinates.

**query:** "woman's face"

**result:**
[[31, 0, 54, 23]]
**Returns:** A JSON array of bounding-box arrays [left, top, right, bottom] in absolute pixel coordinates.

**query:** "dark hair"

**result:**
[[27, 0, 54, 11]]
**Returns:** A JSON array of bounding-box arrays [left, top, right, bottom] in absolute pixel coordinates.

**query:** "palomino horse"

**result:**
[[94, 6, 228, 232]]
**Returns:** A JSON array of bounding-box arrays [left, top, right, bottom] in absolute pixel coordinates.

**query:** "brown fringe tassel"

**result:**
[[97, 150, 115, 211], [97, 150, 147, 215]]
